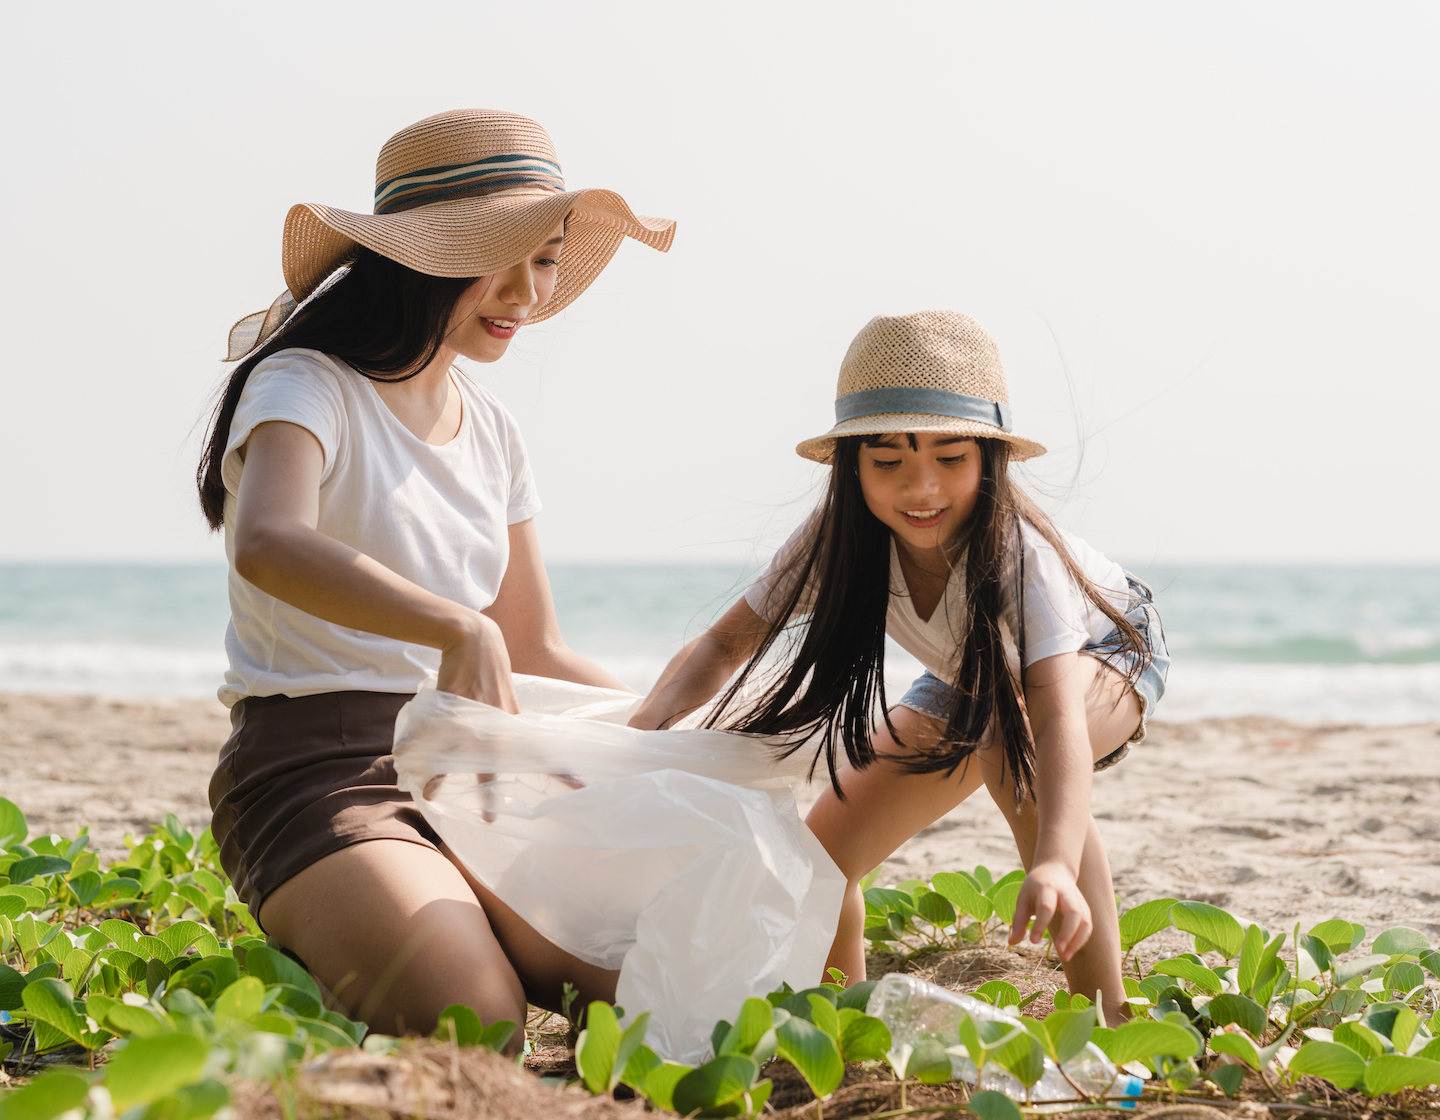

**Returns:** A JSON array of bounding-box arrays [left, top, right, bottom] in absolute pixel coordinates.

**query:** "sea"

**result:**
[[0, 563, 1437, 726]]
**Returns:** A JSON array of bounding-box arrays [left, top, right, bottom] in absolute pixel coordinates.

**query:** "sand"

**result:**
[[2, 693, 1437, 955]]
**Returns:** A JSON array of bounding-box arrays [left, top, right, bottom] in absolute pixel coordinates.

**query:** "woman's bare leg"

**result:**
[[806, 658, 1140, 1003], [805, 706, 986, 985], [979, 657, 1139, 1021], [258, 838, 616, 1046]]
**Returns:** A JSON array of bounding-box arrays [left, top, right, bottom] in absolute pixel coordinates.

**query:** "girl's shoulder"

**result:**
[[242, 348, 349, 405], [1016, 518, 1127, 600]]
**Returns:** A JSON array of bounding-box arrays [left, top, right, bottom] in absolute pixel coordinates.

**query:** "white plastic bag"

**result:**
[[390, 674, 845, 1063]]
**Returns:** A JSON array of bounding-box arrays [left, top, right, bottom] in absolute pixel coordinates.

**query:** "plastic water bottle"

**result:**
[[866, 973, 1145, 1110]]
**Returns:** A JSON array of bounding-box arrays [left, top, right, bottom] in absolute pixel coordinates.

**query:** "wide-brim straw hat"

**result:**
[[227, 108, 675, 359], [796, 310, 1047, 463]]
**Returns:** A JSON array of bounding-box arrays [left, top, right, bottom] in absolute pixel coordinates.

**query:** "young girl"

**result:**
[[630, 310, 1167, 1021], [200, 108, 672, 1040]]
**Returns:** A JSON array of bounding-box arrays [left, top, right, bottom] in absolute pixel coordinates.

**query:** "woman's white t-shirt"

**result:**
[[744, 517, 1130, 678], [218, 348, 541, 708]]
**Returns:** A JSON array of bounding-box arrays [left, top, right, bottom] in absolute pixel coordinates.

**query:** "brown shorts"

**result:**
[[209, 690, 443, 931]]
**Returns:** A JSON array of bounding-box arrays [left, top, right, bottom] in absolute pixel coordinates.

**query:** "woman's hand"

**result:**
[[437, 612, 519, 713], [1008, 859, 1093, 961]]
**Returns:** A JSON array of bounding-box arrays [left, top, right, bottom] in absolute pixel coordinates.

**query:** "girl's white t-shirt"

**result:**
[[217, 348, 541, 708], [744, 517, 1130, 678]]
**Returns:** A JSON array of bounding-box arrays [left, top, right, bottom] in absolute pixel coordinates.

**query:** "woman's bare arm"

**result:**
[[1006, 651, 1096, 959], [627, 597, 771, 729], [483, 519, 633, 692], [232, 420, 517, 710]]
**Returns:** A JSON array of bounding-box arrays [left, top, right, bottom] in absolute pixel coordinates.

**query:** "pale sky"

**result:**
[[2, 1, 1436, 565]]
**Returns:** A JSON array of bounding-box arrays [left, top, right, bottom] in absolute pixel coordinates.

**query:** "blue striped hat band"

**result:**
[[834, 386, 1013, 431], [374, 154, 566, 215]]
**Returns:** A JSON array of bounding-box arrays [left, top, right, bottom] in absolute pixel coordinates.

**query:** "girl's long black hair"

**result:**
[[706, 434, 1150, 804], [196, 248, 478, 529]]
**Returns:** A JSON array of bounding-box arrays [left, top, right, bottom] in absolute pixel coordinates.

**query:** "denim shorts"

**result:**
[[897, 574, 1169, 772]]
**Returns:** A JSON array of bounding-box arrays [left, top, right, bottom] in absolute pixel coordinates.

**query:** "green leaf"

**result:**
[[1118, 898, 1177, 951], [611, 1013, 651, 1091], [1362, 1054, 1440, 1096], [143, 1077, 229, 1120], [620, 1043, 663, 1092], [931, 872, 994, 921], [0, 885, 48, 909], [972, 981, 1021, 1009], [1389, 1006, 1420, 1053], [917, 891, 957, 927], [1334, 1021, 1385, 1060], [158, 921, 215, 959], [1299, 933, 1334, 975], [906, 1037, 953, 1083], [968, 1089, 1024, 1120], [99, 1002, 169, 1038], [718, 998, 774, 1057], [0, 896, 22, 922], [241, 945, 322, 1003], [990, 881, 1023, 929], [1235, 924, 1264, 993], [434, 1004, 483, 1046], [776, 1015, 845, 1097], [1308, 918, 1364, 954], [104, 1033, 208, 1107], [0, 799, 27, 848], [66, 871, 102, 908], [1171, 901, 1245, 959], [576, 1001, 623, 1095], [1385, 961, 1426, 995], [990, 1023, 1046, 1087], [1041, 1007, 1096, 1065], [0, 1070, 89, 1120], [635, 1060, 691, 1112], [1205, 993, 1268, 1037], [21, 978, 90, 1046], [837, 1008, 890, 1062], [1209, 1031, 1261, 1070], [0, 963, 26, 1011], [1372, 927, 1431, 957], [1335, 954, 1389, 986], [1207, 1064, 1246, 1097], [1096, 1018, 1200, 1065], [807, 993, 840, 1043], [672, 1054, 760, 1116], [1150, 957, 1222, 994], [836, 980, 876, 1011], [8, 856, 71, 884], [1287, 1041, 1368, 1089]]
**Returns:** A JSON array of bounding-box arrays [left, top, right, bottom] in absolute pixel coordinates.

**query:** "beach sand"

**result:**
[[2, 693, 1437, 953]]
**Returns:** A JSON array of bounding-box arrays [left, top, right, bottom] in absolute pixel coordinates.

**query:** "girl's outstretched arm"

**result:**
[[628, 598, 771, 729], [1007, 652, 1104, 961]]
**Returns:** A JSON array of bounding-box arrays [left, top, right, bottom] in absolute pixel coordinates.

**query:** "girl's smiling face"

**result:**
[[443, 220, 566, 363], [857, 433, 984, 557]]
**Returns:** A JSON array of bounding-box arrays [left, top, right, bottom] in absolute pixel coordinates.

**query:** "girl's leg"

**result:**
[[978, 656, 1139, 1021], [258, 838, 616, 1045], [805, 705, 987, 984]]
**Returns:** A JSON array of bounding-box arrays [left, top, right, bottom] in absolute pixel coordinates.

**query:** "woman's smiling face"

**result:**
[[856, 433, 984, 556], [443, 219, 566, 362]]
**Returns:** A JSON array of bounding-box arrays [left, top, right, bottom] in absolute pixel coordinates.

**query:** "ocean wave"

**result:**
[[2, 641, 1437, 726]]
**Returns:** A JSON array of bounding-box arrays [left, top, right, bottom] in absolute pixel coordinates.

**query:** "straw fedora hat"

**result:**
[[796, 310, 1047, 463], [227, 108, 675, 359]]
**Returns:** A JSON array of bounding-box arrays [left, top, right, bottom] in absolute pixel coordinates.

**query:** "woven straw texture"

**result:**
[[796, 310, 1046, 462], [280, 109, 674, 325]]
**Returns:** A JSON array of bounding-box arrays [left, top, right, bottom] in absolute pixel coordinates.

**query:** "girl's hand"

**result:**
[[437, 612, 520, 713], [1008, 860, 1093, 961]]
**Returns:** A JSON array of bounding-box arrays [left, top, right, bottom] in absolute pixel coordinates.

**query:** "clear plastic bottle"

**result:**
[[866, 973, 1146, 1110]]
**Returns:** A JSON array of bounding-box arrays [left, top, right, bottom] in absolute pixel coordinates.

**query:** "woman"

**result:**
[[198, 108, 673, 1040]]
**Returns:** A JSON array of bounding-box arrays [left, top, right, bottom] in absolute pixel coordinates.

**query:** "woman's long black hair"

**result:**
[[706, 434, 1150, 804], [196, 248, 478, 529]]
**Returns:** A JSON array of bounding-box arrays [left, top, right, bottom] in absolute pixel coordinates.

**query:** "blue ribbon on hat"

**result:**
[[834, 387, 1013, 431]]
